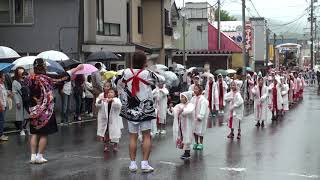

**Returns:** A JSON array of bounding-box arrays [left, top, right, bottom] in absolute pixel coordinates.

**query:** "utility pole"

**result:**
[[242, 0, 246, 75], [217, 0, 221, 49], [310, 0, 314, 69], [182, 0, 186, 66]]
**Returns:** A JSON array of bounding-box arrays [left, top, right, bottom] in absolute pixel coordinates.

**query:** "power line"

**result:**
[[248, 0, 261, 17]]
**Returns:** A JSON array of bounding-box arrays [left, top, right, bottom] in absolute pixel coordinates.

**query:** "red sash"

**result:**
[[219, 80, 224, 109], [123, 68, 150, 97], [208, 81, 213, 110]]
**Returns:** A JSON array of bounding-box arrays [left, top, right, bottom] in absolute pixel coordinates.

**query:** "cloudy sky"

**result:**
[[175, 0, 314, 35]]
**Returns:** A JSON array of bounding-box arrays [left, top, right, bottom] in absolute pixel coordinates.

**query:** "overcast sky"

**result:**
[[175, 0, 313, 35]]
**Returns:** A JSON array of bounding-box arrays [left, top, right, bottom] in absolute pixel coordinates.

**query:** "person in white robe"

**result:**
[[170, 91, 194, 160], [288, 73, 295, 106], [215, 74, 228, 114], [268, 77, 283, 120], [96, 88, 123, 152], [252, 75, 269, 127], [281, 77, 289, 113], [188, 75, 201, 92], [298, 73, 305, 100], [152, 83, 169, 135], [190, 84, 209, 151], [204, 74, 218, 116], [242, 74, 254, 104], [225, 80, 244, 139]]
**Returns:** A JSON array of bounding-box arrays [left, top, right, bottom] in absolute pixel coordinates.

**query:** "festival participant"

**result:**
[[215, 74, 228, 114], [118, 51, 164, 173], [288, 73, 295, 106], [293, 72, 300, 102], [268, 77, 283, 121], [252, 74, 269, 127], [243, 74, 254, 104], [225, 80, 244, 139], [281, 77, 289, 114], [204, 74, 218, 116], [190, 84, 209, 150], [96, 87, 123, 152], [152, 82, 169, 135], [253, 72, 258, 86], [189, 75, 201, 92], [84, 75, 94, 117], [298, 73, 305, 100], [171, 91, 194, 160], [28, 58, 83, 164]]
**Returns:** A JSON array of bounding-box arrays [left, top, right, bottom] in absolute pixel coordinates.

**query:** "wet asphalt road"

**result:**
[[0, 87, 320, 180]]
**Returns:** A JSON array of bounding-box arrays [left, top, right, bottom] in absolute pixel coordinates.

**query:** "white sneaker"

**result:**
[[20, 131, 26, 136], [221, 110, 224, 114], [36, 156, 48, 164], [141, 161, 154, 173], [160, 130, 167, 135], [0, 135, 8, 141], [129, 161, 138, 172], [89, 113, 93, 117], [30, 156, 37, 164]]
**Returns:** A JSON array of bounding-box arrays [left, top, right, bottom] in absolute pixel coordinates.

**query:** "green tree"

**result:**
[[215, 9, 237, 21]]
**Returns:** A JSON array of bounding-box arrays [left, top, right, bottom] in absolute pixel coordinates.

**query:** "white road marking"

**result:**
[[287, 173, 319, 179], [219, 167, 247, 172], [65, 154, 104, 159]]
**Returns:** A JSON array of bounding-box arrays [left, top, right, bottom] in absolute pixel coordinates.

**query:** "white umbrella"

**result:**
[[37, 50, 69, 61], [0, 46, 20, 59], [187, 67, 196, 73], [12, 56, 40, 70], [151, 64, 168, 71], [226, 69, 237, 74], [175, 64, 185, 70]]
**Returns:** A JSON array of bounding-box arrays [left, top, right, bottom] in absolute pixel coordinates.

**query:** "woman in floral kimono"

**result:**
[[28, 58, 83, 164]]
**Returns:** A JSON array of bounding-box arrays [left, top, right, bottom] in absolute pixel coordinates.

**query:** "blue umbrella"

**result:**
[[46, 59, 65, 74], [0, 63, 13, 73]]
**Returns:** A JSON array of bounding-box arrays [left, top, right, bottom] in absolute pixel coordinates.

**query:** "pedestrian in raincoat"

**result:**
[[225, 80, 244, 139], [152, 82, 169, 135], [215, 74, 228, 114], [96, 87, 123, 152], [281, 77, 289, 113], [171, 91, 194, 160], [268, 76, 283, 120], [252, 74, 269, 127], [204, 74, 218, 116], [190, 84, 209, 150], [242, 74, 254, 104]]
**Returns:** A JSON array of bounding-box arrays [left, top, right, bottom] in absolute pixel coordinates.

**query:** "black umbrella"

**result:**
[[59, 59, 81, 69], [86, 51, 119, 62]]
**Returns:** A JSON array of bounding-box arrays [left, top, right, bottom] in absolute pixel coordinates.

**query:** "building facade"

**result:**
[[0, 0, 81, 59]]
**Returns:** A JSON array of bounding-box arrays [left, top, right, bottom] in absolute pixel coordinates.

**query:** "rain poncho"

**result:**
[[172, 91, 194, 150], [190, 94, 209, 136]]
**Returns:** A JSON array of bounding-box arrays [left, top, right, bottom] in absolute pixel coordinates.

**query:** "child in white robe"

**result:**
[[225, 80, 244, 139], [190, 84, 209, 150], [96, 88, 123, 152], [215, 74, 228, 114], [205, 74, 218, 116], [268, 77, 283, 120], [170, 91, 194, 160], [152, 83, 169, 135], [281, 77, 289, 113], [252, 75, 269, 127], [189, 75, 201, 92]]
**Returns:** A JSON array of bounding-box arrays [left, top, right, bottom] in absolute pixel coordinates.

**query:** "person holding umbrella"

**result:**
[[92, 63, 103, 115], [27, 58, 83, 164]]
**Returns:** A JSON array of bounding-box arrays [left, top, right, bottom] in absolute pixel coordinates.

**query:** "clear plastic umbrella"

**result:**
[[0, 46, 20, 59], [159, 71, 179, 88], [151, 64, 168, 71], [37, 50, 69, 61]]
